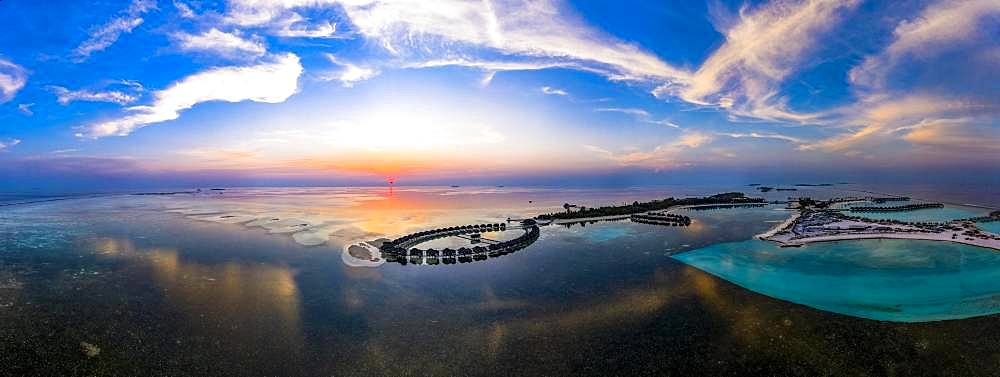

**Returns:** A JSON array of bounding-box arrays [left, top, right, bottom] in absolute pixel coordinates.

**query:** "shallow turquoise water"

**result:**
[[978, 221, 1000, 235], [673, 239, 1000, 322], [846, 204, 987, 223]]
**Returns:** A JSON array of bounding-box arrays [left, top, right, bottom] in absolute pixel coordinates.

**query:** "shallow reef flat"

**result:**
[[675, 239, 1000, 322]]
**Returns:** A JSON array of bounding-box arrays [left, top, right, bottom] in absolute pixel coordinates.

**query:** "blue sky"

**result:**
[[0, 0, 997, 190]]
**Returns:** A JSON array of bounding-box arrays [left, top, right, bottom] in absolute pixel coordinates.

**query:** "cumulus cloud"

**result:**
[[0, 58, 28, 103], [320, 54, 379, 87], [74, 0, 156, 62], [174, 28, 267, 58], [0, 139, 21, 151], [80, 53, 303, 138], [657, 0, 860, 122]]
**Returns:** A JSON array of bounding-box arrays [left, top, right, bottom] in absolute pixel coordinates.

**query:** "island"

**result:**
[[536, 192, 765, 221], [759, 197, 1000, 250]]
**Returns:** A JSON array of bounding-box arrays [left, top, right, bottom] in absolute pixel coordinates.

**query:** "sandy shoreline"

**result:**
[[762, 213, 1000, 251], [773, 231, 1000, 251], [755, 211, 801, 239]]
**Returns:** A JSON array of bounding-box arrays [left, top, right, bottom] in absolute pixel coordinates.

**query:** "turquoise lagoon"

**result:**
[[674, 239, 1000, 322], [978, 221, 1000, 235], [842, 201, 988, 223]]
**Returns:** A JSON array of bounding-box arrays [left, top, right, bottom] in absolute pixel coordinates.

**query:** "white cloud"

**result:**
[[175, 28, 267, 58], [901, 117, 1000, 152], [321, 54, 378, 87], [658, 0, 860, 123], [849, 0, 1000, 92], [80, 53, 303, 138], [174, 1, 195, 18], [800, 94, 994, 151], [74, 0, 156, 62], [717, 132, 803, 144], [226, 0, 690, 85], [0, 139, 21, 151], [644, 119, 681, 129], [595, 107, 650, 117], [18, 103, 35, 116], [594, 107, 683, 128], [586, 130, 713, 168], [405, 58, 576, 86], [540, 86, 568, 96], [0, 58, 28, 104], [806, 0, 1000, 152], [48, 85, 141, 105], [274, 13, 338, 38]]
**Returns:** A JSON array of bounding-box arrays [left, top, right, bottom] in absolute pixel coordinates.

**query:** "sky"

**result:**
[[0, 0, 997, 190]]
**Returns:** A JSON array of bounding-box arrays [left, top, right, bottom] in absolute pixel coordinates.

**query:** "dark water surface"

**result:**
[[2, 186, 999, 376]]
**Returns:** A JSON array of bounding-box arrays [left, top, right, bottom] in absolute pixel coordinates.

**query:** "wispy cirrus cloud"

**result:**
[[805, 0, 1000, 152], [73, 0, 156, 62], [540, 86, 568, 96], [273, 13, 338, 38], [404, 58, 574, 86], [319, 54, 378, 87], [18, 103, 35, 116], [174, 28, 267, 58], [226, 0, 690, 85], [595, 107, 681, 129], [0, 58, 28, 104], [48, 82, 143, 105], [656, 0, 860, 123], [173, 1, 195, 18], [801, 95, 996, 153], [0, 138, 21, 151], [595, 107, 649, 117], [717, 131, 803, 144], [79, 53, 303, 138], [586, 130, 713, 168], [901, 118, 1000, 152], [849, 0, 1000, 93]]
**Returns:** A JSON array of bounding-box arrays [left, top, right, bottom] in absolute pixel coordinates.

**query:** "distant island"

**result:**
[[756, 186, 796, 192], [537, 192, 765, 221]]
